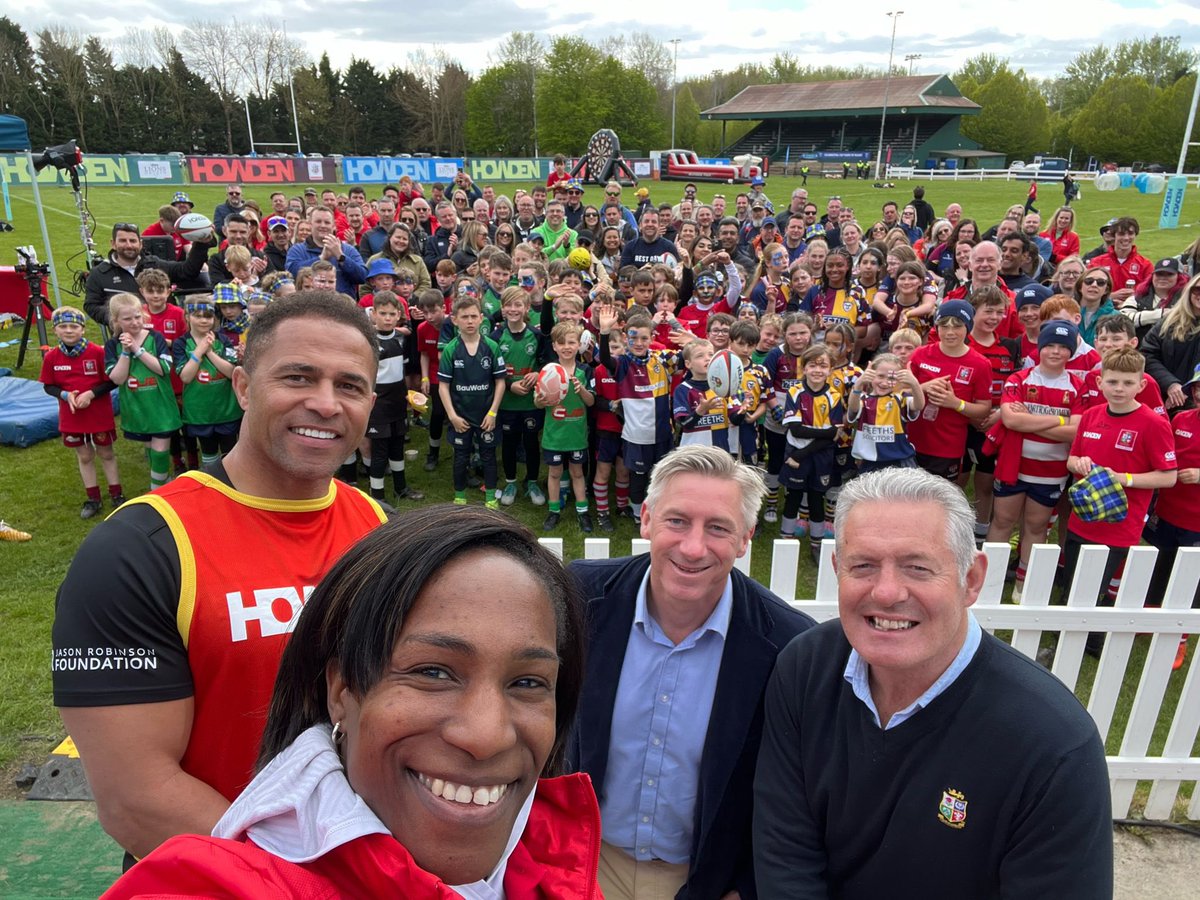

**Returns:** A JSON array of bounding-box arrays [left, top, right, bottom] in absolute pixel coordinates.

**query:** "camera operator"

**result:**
[[84, 223, 214, 327]]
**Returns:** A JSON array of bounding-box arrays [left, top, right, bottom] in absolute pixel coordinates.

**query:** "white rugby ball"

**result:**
[[707, 348, 744, 398], [177, 212, 214, 241], [536, 362, 569, 405]]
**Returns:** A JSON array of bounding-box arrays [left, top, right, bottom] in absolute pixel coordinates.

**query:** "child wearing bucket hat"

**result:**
[[1066, 346, 1178, 656]]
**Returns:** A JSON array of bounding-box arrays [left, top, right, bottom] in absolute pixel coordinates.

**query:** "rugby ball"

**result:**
[[568, 247, 592, 270], [707, 349, 744, 398], [177, 212, 214, 241], [536, 362, 569, 405]]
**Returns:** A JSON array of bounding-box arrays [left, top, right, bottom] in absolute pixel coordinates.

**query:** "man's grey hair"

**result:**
[[833, 468, 978, 583], [645, 446, 766, 535]]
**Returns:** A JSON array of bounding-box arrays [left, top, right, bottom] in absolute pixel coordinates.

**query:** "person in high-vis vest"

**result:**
[[52, 291, 389, 866]]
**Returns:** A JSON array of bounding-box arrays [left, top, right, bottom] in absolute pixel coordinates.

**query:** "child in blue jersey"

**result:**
[[781, 344, 843, 562], [673, 339, 731, 451], [846, 352, 925, 473], [596, 303, 687, 523], [438, 295, 506, 508]]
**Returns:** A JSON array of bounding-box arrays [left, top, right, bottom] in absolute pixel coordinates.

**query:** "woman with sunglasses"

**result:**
[[897, 205, 923, 243], [867, 221, 889, 242], [1074, 266, 1118, 346], [581, 205, 602, 235], [493, 224, 516, 255]]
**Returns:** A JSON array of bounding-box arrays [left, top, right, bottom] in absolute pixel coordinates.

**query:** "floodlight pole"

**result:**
[[874, 10, 903, 180], [905, 53, 922, 75], [1177, 68, 1200, 175], [670, 39, 681, 148]]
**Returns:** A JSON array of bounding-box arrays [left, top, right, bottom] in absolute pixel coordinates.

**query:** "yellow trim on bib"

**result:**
[[124, 494, 199, 649]]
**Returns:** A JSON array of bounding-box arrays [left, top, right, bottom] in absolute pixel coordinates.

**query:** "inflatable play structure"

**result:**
[[654, 149, 766, 183], [1093, 171, 1167, 194], [568, 129, 639, 186]]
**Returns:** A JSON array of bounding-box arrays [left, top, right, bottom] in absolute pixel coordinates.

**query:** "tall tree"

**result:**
[[959, 67, 1051, 162], [180, 20, 244, 153], [37, 28, 91, 149], [1146, 73, 1200, 169], [465, 61, 536, 155], [1069, 75, 1157, 164]]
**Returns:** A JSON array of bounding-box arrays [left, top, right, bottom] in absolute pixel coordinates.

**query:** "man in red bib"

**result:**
[[53, 293, 388, 863]]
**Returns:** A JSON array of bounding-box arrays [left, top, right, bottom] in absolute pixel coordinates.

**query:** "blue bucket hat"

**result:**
[[366, 258, 397, 280]]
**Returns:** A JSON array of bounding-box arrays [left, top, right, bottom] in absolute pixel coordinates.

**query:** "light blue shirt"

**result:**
[[600, 569, 733, 864], [844, 613, 982, 730]]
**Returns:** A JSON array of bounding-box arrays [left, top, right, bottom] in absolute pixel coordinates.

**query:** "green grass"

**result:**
[[1, 176, 1197, 819]]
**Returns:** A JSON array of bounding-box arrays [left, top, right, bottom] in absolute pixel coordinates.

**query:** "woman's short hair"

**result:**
[[834, 468, 978, 583], [257, 506, 585, 775], [645, 445, 767, 535]]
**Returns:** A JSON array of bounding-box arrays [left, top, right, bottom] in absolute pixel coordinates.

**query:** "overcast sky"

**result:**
[[7, 0, 1200, 82]]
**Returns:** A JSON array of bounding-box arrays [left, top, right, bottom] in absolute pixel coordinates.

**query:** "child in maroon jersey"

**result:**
[[1066, 347, 1178, 656], [39, 308, 123, 518]]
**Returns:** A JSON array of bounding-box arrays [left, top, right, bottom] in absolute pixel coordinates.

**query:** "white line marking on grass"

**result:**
[[11, 195, 83, 219]]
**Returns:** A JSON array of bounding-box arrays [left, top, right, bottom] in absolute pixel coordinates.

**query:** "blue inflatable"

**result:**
[[0, 371, 62, 447]]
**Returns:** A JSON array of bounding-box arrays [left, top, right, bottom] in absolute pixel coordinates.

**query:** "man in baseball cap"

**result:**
[[264, 216, 291, 271], [1084, 218, 1119, 263]]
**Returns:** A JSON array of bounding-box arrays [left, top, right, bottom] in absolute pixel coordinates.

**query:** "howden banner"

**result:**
[[0, 154, 183, 185], [342, 157, 465, 184], [187, 156, 338, 184], [467, 158, 550, 182]]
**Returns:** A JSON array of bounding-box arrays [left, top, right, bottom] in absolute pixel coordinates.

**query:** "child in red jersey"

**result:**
[[1144, 363, 1200, 668], [416, 290, 449, 471], [987, 320, 1083, 600], [1024, 295, 1101, 373], [39, 307, 123, 518], [906, 301, 993, 480], [1079, 314, 1166, 415], [963, 286, 1022, 539], [591, 328, 631, 532], [1066, 347, 1178, 656]]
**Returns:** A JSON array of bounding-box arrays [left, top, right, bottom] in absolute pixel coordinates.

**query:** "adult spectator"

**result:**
[[753, 468, 1112, 898], [171, 192, 194, 217], [1121, 258, 1188, 341], [212, 184, 246, 237], [141, 205, 185, 260], [533, 200, 578, 262], [1143, 273, 1200, 410], [285, 207, 368, 296], [820, 196, 843, 230], [944, 202, 963, 227], [369, 223, 432, 293], [880, 200, 900, 231], [452, 169, 483, 205], [897, 204, 923, 243], [943, 242, 1015, 331], [1022, 212, 1052, 265], [344, 203, 369, 247], [998, 232, 1036, 292], [513, 193, 542, 243], [357, 196, 397, 260], [568, 446, 814, 900], [410, 196, 433, 238], [263, 216, 291, 272], [209, 213, 271, 284], [1083, 219, 1117, 265], [695, 203, 716, 239], [782, 215, 808, 263], [52, 293, 390, 862], [740, 199, 770, 253], [1177, 235, 1200, 279], [422, 201, 461, 271], [602, 203, 637, 243], [775, 188, 810, 234], [564, 180, 586, 230], [261, 192, 290, 242], [83, 224, 212, 326], [715, 216, 756, 271], [619, 208, 679, 270], [909, 185, 935, 233], [1091, 216, 1153, 303], [1040, 206, 1080, 264]]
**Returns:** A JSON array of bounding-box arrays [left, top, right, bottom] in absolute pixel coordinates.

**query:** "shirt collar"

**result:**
[[843, 612, 982, 729], [634, 566, 734, 648]]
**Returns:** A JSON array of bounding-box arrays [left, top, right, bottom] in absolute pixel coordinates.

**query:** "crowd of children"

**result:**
[[40, 182, 1200, 668]]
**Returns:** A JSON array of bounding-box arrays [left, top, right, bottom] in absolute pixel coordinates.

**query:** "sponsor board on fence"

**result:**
[[342, 157, 465, 184], [0, 154, 183, 185], [186, 156, 338, 184]]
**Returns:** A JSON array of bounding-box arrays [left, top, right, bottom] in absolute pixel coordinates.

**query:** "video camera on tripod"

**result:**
[[13, 246, 53, 369]]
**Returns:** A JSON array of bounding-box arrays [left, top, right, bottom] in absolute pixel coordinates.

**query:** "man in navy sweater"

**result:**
[[754, 467, 1113, 899]]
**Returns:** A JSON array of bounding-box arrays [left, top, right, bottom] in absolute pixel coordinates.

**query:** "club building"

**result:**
[[702, 75, 1005, 170]]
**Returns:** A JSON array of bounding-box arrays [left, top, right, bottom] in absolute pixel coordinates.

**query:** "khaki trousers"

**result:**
[[598, 840, 689, 900]]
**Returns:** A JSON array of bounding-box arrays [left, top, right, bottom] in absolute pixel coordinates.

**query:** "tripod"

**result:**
[[14, 250, 51, 369]]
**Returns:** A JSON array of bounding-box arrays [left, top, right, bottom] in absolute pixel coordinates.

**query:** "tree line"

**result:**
[[0, 19, 1195, 167]]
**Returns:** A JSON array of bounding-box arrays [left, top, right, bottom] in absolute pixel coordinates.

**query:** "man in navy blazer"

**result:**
[[567, 446, 815, 900]]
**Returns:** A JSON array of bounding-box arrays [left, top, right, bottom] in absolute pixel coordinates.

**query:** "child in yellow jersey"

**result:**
[[846, 353, 925, 473]]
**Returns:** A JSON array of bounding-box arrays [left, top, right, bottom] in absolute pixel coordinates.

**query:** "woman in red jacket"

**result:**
[[105, 507, 601, 900], [1040, 206, 1080, 264]]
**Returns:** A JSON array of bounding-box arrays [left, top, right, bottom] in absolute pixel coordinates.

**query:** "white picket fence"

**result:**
[[539, 537, 1200, 822], [886, 165, 1200, 187]]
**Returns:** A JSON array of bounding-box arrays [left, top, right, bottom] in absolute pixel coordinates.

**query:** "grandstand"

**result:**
[[702, 75, 1002, 169]]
